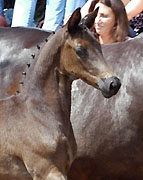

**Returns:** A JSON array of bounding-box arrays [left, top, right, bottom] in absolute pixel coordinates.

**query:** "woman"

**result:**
[[85, 0, 130, 44], [122, 0, 143, 20], [123, 0, 143, 35]]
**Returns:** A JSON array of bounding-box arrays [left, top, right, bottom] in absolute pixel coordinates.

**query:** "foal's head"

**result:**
[[60, 8, 121, 98], [21, 8, 121, 99]]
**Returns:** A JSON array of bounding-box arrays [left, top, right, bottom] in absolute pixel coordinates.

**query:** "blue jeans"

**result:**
[[42, 0, 88, 31], [11, 0, 37, 27], [11, 0, 87, 30], [0, 0, 4, 16], [65, 0, 87, 19]]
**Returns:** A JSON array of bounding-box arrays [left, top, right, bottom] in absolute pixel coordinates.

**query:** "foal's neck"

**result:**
[[21, 28, 72, 117]]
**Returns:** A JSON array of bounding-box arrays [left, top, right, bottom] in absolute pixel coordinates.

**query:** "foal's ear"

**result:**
[[80, 7, 99, 29], [67, 8, 81, 34]]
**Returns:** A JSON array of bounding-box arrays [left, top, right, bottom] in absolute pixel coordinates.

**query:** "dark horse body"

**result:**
[[0, 27, 51, 98], [69, 36, 143, 179], [0, 9, 121, 180], [0, 19, 143, 179], [0, 9, 142, 179]]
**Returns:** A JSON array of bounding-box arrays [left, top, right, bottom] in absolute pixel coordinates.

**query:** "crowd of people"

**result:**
[[0, 0, 88, 31], [0, 0, 143, 43]]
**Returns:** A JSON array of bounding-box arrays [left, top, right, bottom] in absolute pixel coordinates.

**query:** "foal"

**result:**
[[0, 8, 121, 180]]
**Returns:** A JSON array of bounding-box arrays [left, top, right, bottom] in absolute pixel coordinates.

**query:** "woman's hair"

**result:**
[[88, 0, 130, 42]]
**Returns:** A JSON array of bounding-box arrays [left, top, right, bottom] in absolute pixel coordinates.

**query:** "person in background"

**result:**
[[82, 0, 143, 22], [122, 0, 143, 20], [11, 0, 37, 27], [85, 0, 130, 44], [11, 0, 87, 31], [81, 0, 142, 38], [43, 0, 87, 31], [0, 14, 9, 27], [0, 0, 9, 27], [0, 0, 4, 16], [81, 0, 92, 18], [122, 0, 143, 35]]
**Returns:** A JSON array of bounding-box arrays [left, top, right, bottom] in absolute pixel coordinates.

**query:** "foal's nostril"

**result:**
[[109, 77, 121, 94], [110, 81, 117, 90]]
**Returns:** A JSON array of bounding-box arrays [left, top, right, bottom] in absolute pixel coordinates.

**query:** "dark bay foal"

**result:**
[[0, 8, 120, 180]]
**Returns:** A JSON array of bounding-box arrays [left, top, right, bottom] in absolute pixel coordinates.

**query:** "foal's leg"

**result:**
[[33, 167, 67, 180], [24, 154, 68, 180]]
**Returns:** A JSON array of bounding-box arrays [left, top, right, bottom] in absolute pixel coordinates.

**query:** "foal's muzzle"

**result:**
[[98, 76, 121, 98]]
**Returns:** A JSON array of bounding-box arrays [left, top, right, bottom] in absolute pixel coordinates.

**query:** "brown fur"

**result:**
[[0, 9, 120, 180]]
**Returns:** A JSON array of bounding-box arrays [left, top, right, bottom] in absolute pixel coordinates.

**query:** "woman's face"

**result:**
[[95, 3, 116, 37]]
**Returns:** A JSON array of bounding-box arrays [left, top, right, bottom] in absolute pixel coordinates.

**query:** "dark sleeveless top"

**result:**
[[130, 12, 143, 35]]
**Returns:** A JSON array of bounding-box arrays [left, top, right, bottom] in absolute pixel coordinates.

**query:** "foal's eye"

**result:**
[[75, 46, 89, 59]]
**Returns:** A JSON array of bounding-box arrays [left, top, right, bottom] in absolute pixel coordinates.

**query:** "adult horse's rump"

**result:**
[[0, 27, 50, 98]]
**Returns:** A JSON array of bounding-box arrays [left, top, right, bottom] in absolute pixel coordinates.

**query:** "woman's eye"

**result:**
[[75, 46, 89, 59], [100, 13, 108, 18]]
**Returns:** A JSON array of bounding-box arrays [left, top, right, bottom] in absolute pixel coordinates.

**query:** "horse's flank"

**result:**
[[69, 35, 143, 179]]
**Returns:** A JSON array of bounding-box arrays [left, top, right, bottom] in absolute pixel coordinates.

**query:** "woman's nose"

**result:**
[[95, 16, 101, 23]]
